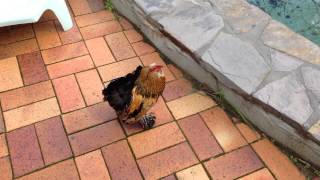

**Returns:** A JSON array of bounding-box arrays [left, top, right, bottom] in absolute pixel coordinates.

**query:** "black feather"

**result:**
[[102, 66, 142, 112]]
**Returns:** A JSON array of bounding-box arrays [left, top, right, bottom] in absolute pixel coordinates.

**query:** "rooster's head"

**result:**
[[136, 63, 166, 95]]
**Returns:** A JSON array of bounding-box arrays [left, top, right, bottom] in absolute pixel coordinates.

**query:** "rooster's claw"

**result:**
[[139, 113, 156, 130]]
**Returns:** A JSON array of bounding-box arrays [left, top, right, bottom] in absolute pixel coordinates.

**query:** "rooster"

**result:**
[[102, 63, 165, 129]]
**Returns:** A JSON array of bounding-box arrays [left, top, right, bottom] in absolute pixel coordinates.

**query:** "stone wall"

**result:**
[[112, 0, 320, 166]]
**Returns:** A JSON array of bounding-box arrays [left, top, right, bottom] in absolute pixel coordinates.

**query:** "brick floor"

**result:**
[[35, 117, 72, 165], [102, 140, 143, 180], [176, 164, 210, 180], [252, 139, 305, 180], [0, 57, 23, 92], [0, 133, 8, 158], [128, 122, 185, 158], [85, 37, 115, 66], [204, 146, 263, 179], [47, 55, 94, 79], [7, 125, 44, 177], [53, 75, 85, 113], [55, 19, 83, 45], [178, 114, 223, 160], [17, 51, 49, 85], [0, 156, 12, 180], [33, 21, 61, 50], [201, 107, 248, 152], [75, 150, 111, 180], [0, 4, 308, 179]]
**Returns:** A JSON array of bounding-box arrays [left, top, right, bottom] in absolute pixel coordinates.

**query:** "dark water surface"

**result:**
[[248, 0, 320, 46]]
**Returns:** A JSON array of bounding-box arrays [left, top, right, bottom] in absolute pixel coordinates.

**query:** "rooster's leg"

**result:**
[[139, 113, 156, 130]]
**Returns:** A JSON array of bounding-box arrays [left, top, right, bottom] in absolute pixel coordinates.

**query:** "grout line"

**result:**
[[33, 124, 47, 167], [42, 44, 89, 65], [98, 148, 114, 180], [199, 162, 213, 180], [124, 139, 146, 180], [0, 78, 52, 99], [0, 101, 14, 179], [76, 14, 116, 29], [71, 157, 82, 180], [52, 19, 64, 49], [15, 54, 27, 87], [2, 94, 56, 113], [234, 167, 272, 180], [80, 28, 107, 91], [73, 73, 89, 107], [249, 140, 279, 180], [0, 99, 8, 133], [13, 157, 76, 178], [0, 36, 35, 46], [71, 135, 127, 158]]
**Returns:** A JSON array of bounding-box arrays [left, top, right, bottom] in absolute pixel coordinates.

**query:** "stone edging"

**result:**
[[112, 0, 320, 166]]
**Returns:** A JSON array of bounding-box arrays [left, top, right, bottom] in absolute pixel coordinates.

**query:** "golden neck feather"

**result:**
[[136, 71, 166, 96]]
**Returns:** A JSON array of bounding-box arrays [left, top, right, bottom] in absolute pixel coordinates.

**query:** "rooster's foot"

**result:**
[[139, 113, 156, 130]]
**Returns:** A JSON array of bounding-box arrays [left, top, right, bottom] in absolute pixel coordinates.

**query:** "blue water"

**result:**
[[248, 0, 320, 46]]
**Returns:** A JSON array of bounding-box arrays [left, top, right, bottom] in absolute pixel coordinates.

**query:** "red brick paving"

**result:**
[[138, 142, 198, 179], [80, 21, 122, 40], [17, 51, 49, 85], [124, 29, 143, 43], [0, 4, 308, 179], [0, 134, 8, 158], [17, 159, 79, 180], [75, 150, 111, 180], [7, 125, 44, 177], [0, 106, 4, 133], [178, 114, 223, 160], [98, 57, 142, 82], [0, 24, 34, 45], [68, 0, 92, 16], [33, 21, 61, 50], [62, 102, 116, 134], [55, 19, 83, 45], [119, 17, 134, 30], [47, 55, 94, 79], [35, 117, 72, 165], [238, 168, 275, 180], [252, 139, 305, 180], [87, 0, 105, 12], [132, 41, 156, 56], [69, 120, 124, 155], [161, 175, 177, 180], [0, 39, 39, 59], [4, 98, 61, 131], [53, 75, 85, 113], [76, 69, 104, 105], [0, 81, 54, 111], [85, 37, 115, 66], [204, 146, 263, 180], [163, 78, 194, 101], [201, 107, 248, 152], [75, 11, 114, 28], [41, 41, 88, 64], [128, 122, 185, 158], [105, 32, 136, 60], [168, 64, 184, 79], [102, 140, 143, 180], [236, 123, 261, 143], [0, 156, 12, 180]]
